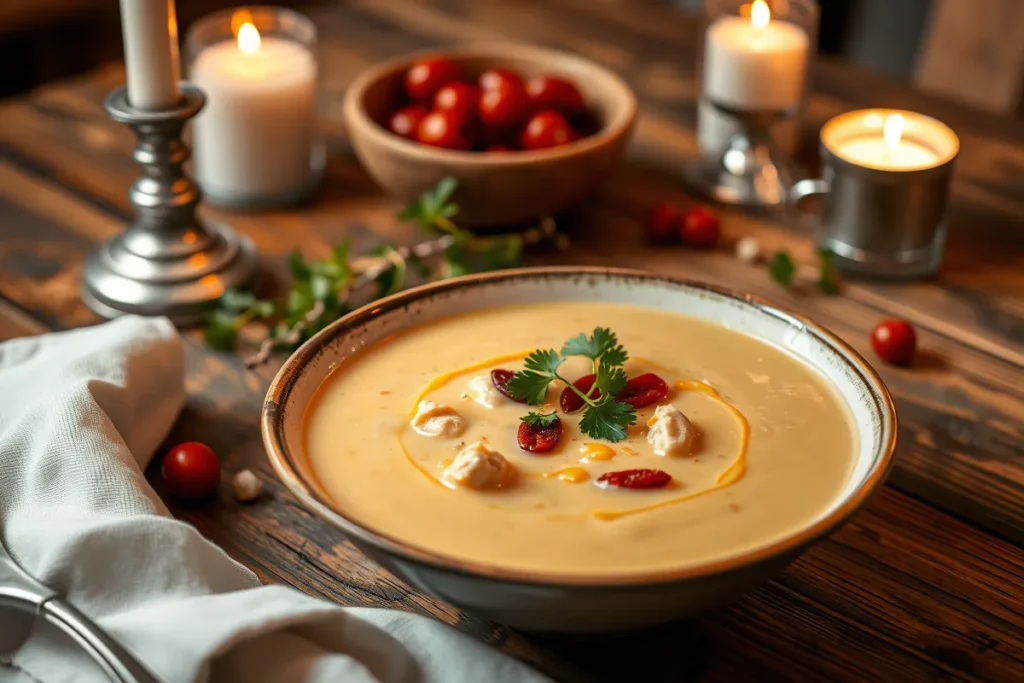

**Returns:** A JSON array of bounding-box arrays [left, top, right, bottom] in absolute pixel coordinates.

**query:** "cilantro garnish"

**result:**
[[508, 327, 637, 442], [521, 411, 560, 427], [817, 247, 840, 295]]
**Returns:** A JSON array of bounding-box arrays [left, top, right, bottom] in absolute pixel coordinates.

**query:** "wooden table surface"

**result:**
[[1, 1, 1022, 681]]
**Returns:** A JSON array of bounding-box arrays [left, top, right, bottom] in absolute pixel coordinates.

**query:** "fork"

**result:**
[[0, 535, 161, 683]]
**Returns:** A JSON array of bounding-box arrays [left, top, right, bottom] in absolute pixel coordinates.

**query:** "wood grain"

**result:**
[[0, 1, 1022, 681]]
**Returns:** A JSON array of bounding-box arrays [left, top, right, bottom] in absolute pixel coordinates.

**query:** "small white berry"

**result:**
[[232, 469, 263, 502], [735, 237, 761, 264]]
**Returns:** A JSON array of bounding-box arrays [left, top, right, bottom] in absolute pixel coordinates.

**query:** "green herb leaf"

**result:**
[[580, 399, 636, 442], [768, 250, 796, 286], [522, 348, 564, 376], [507, 349, 563, 405], [818, 247, 840, 295], [204, 310, 242, 351], [561, 327, 621, 361], [595, 365, 628, 397], [288, 248, 311, 279], [220, 289, 257, 313], [521, 411, 560, 427]]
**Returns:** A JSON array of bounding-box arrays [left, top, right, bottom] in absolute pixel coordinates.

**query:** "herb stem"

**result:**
[[556, 372, 602, 408]]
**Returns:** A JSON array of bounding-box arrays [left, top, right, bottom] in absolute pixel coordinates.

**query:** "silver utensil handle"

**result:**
[[42, 598, 162, 683]]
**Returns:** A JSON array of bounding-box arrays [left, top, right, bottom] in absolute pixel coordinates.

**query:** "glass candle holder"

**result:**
[[688, 0, 819, 209], [185, 6, 324, 208]]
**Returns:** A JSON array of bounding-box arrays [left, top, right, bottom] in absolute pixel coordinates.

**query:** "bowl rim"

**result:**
[[341, 42, 639, 164], [263, 266, 898, 588]]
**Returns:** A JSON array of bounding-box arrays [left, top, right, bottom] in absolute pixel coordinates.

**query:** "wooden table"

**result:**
[[1, 2, 1022, 680]]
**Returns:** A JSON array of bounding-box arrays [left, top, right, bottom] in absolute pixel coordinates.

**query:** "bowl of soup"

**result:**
[[263, 267, 897, 632]]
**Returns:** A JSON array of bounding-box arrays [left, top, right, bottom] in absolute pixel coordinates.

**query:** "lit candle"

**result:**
[[119, 0, 181, 110], [190, 10, 317, 203], [702, 0, 810, 112], [834, 113, 941, 170]]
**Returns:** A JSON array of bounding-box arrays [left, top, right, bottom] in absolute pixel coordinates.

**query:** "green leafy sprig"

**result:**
[[521, 411, 560, 427], [508, 327, 637, 442], [203, 178, 564, 368], [767, 247, 840, 295]]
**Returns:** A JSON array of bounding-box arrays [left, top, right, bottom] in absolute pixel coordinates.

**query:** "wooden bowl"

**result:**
[[342, 44, 637, 226]]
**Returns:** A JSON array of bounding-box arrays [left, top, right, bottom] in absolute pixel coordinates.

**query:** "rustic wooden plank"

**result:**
[[0, 297, 50, 340]]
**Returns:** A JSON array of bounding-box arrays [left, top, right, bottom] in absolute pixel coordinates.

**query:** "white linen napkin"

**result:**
[[0, 316, 551, 683]]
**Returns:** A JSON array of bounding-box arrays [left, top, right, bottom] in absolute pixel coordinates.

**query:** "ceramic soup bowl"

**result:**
[[263, 267, 897, 632]]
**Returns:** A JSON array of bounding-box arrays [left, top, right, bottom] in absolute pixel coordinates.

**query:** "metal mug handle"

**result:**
[[789, 178, 830, 209]]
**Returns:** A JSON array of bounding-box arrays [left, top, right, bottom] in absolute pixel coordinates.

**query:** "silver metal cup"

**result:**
[[791, 109, 959, 280]]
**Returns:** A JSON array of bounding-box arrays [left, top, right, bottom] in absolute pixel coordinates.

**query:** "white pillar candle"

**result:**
[[702, 0, 809, 112], [834, 113, 940, 170], [190, 20, 317, 201], [119, 0, 181, 110]]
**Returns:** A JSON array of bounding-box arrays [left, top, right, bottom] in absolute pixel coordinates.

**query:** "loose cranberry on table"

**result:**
[[479, 78, 531, 128], [416, 110, 470, 150], [645, 202, 682, 244], [404, 57, 461, 101], [871, 318, 917, 366], [387, 105, 429, 141], [433, 82, 478, 127], [517, 416, 563, 453], [680, 206, 721, 248], [525, 75, 585, 116], [161, 441, 221, 501], [521, 110, 574, 150]]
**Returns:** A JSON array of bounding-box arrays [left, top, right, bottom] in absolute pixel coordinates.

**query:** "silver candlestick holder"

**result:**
[[81, 84, 258, 325], [686, 103, 796, 210]]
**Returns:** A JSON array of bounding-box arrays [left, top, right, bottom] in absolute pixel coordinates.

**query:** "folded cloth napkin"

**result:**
[[0, 317, 551, 683]]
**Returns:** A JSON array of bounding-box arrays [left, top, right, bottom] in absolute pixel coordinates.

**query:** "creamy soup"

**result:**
[[303, 302, 857, 575]]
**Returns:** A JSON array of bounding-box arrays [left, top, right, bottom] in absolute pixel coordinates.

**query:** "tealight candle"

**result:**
[[187, 8, 321, 207], [791, 108, 960, 279], [702, 0, 810, 112], [833, 114, 940, 170]]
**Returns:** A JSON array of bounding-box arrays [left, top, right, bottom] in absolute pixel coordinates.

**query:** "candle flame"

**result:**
[[883, 114, 905, 150], [751, 0, 771, 28], [237, 23, 261, 54]]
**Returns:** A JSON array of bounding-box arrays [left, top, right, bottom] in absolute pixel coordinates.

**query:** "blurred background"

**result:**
[[1, 0, 1021, 116]]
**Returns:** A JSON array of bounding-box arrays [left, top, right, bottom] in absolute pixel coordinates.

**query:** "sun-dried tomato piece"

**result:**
[[596, 468, 672, 489], [616, 373, 669, 408], [490, 369, 528, 404], [517, 416, 562, 453], [559, 374, 598, 413]]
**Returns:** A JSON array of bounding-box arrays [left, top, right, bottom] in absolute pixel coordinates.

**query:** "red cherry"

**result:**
[[871, 319, 917, 366], [646, 203, 682, 244], [486, 144, 514, 152], [517, 416, 563, 453], [520, 110, 573, 150], [490, 369, 528, 403], [597, 469, 672, 490], [525, 75, 585, 116], [433, 82, 478, 127], [416, 110, 470, 150], [404, 57, 461, 101], [616, 373, 669, 408], [478, 67, 523, 92], [479, 79, 531, 128], [559, 374, 598, 413], [387, 105, 429, 141], [680, 206, 721, 248], [161, 442, 221, 501]]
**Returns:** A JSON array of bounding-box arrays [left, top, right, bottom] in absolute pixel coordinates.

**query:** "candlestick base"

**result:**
[[686, 105, 797, 210], [81, 85, 258, 325]]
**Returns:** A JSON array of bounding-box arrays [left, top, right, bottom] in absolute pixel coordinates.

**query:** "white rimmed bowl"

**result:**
[[263, 267, 897, 632]]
